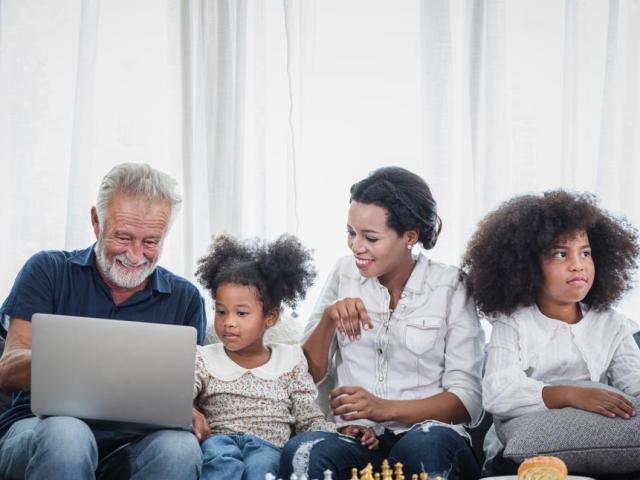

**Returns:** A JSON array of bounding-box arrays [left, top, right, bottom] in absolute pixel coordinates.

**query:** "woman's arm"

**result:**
[[331, 386, 470, 424]]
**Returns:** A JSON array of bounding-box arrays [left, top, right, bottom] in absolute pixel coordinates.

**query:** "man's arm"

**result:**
[[0, 318, 33, 393]]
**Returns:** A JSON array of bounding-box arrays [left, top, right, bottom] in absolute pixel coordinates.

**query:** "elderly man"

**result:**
[[0, 163, 208, 479]]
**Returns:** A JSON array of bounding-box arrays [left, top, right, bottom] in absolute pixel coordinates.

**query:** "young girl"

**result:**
[[194, 234, 377, 480], [279, 167, 484, 480], [462, 190, 640, 471]]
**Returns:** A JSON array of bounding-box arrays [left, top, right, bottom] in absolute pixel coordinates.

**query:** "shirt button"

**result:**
[[400, 292, 407, 299], [378, 376, 384, 381]]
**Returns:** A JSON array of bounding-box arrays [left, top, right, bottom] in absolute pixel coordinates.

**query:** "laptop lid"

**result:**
[[31, 313, 196, 431]]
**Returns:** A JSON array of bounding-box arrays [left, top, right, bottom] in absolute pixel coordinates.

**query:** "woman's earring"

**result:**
[[407, 244, 413, 251]]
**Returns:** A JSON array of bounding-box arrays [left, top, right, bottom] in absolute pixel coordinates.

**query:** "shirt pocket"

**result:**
[[403, 316, 443, 356]]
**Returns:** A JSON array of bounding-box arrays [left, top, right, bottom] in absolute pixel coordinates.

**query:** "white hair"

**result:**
[[95, 163, 182, 228]]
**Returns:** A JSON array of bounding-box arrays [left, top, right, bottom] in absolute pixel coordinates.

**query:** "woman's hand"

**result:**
[[338, 424, 379, 450], [330, 386, 389, 423], [543, 385, 637, 418], [322, 297, 373, 341], [191, 407, 212, 442]]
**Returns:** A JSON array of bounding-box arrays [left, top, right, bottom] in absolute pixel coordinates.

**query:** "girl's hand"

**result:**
[[192, 407, 212, 442], [322, 297, 373, 341], [331, 386, 388, 422], [544, 385, 637, 418], [567, 386, 637, 418], [338, 425, 380, 450]]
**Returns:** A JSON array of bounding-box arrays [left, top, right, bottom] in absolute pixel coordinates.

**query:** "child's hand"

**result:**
[[338, 425, 380, 450], [544, 386, 637, 418], [192, 407, 212, 442]]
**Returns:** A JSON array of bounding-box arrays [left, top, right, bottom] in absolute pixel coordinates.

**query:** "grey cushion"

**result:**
[[495, 382, 640, 474]]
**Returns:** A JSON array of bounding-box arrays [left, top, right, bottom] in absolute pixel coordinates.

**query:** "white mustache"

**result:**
[[115, 255, 149, 268]]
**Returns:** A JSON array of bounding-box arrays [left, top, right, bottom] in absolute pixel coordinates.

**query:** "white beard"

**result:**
[[95, 237, 160, 289]]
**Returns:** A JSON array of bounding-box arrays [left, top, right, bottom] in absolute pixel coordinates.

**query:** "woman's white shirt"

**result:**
[[483, 304, 640, 420], [304, 252, 485, 436]]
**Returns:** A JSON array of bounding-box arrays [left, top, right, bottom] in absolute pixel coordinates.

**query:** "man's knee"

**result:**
[[33, 416, 96, 458], [141, 430, 201, 466]]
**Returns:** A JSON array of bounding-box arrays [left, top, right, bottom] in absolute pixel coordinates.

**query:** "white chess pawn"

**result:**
[[264, 474, 276, 480], [290, 474, 299, 480], [323, 469, 333, 480]]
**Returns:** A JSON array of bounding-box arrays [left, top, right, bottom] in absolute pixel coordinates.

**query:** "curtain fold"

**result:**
[[2, 0, 639, 319]]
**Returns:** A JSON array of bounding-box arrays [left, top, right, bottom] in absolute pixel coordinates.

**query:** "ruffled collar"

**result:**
[[197, 343, 302, 381]]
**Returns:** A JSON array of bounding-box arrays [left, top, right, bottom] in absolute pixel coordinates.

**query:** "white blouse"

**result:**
[[305, 252, 485, 436], [483, 304, 640, 420]]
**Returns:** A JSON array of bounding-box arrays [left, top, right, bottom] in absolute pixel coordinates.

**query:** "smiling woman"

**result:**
[[278, 167, 485, 480]]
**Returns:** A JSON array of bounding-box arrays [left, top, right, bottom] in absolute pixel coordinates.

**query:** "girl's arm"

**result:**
[[483, 320, 551, 419], [289, 356, 337, 434], [541, 385, 635, 418], [192, 349, 212, 441], [607, 325, 640, 398]]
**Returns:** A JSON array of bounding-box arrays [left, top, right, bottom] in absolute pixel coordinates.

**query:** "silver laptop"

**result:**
[[31, 313, 197, 432]]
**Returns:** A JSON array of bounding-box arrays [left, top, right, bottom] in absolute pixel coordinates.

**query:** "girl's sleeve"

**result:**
[[607, 327, 640, 399], [482, 319, 549, 419], [290, 355, 338, 434], [193, 348, 207, 401]]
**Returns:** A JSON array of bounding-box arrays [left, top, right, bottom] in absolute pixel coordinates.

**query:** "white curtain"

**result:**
[[1, 0, 639, 323]]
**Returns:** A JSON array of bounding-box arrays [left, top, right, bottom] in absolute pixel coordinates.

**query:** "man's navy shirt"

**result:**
[[0, 245, 206, 437]]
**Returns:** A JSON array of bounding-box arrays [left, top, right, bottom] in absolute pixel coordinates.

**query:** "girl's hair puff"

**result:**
[[195, 234, 316, 314], [349, 166, 442, 249], [462, 190, 639, 316]]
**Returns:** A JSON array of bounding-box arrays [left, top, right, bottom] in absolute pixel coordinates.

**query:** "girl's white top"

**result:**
[[194, 343, 336, 448], [305, 252, 485, 437], [483, 304, 640, 419]]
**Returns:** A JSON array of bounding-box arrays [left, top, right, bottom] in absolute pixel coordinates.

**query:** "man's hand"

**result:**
[[543, 385, 637, 418], [330, 386, 388, 423], [191, 407, 211, 442], [338, 424, 379, 450]]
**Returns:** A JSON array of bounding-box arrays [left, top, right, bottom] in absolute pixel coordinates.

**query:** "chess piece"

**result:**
[[323, 470, 334, 480], [351, 467, 359, 480], [394, 462, 404, 479]]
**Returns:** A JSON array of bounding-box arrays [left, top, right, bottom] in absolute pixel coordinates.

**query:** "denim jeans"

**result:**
[[0, 416, 202, 480], [201, 433, 281, 480], [279, 423, 481, 480]]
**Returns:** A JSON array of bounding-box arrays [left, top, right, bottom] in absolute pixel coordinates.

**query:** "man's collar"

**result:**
[[70, 244, 172, 294]]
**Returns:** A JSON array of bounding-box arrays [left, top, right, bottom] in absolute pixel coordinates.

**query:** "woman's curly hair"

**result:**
[[195, 234, 317, 314], [350, 166, 442, 249], [462, 190, 639, 316]]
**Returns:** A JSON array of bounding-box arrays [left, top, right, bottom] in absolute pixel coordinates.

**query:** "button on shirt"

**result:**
[[483, 305, 640, 420], [0, 245, 207, 437], [305, 253, 485, 437]]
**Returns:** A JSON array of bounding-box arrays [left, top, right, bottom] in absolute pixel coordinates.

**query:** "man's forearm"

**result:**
[[0, 349, 32, 392]]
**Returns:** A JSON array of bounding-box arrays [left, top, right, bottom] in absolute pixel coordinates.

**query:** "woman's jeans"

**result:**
[[279, 422, 480, 480], [201, 433, 281, 480]]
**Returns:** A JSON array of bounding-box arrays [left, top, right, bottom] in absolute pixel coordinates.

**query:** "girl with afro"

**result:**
[[463, 190, 640, 469], [193, 234, 377, 480]]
